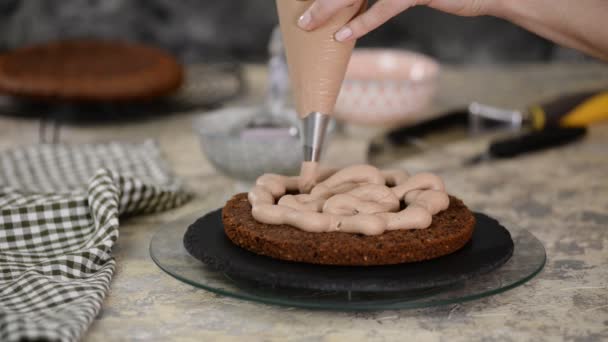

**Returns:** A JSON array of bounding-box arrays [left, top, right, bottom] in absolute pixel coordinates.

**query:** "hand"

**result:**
[[298, 0, 496, 42], [295, 0, 608, 60]]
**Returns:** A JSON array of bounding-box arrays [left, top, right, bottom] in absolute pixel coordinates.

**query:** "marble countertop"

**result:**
[[1, 63, 607, 341]]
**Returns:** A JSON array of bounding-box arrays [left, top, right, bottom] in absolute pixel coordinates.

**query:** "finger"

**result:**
[[335, 0, 415, 41], [298, 0, 358, 31], [423, 0, 491, 17]]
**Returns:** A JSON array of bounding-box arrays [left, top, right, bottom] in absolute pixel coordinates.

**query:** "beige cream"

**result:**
[[248, 165, 450, 236], [275, 0, 366, 119], [298, 161, 320, 193]]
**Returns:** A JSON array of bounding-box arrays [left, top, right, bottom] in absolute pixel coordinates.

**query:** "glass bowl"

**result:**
[[193, 106, 302, 181]]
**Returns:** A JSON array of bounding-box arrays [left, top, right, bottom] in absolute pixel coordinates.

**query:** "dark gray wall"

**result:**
[[0, 0, 588, 64]]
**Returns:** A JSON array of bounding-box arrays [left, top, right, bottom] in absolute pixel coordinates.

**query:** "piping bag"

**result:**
[[276, 0, 366, 191]]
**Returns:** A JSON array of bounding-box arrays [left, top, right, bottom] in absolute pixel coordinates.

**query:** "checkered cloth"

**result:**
[[0, 141, 190, 342]]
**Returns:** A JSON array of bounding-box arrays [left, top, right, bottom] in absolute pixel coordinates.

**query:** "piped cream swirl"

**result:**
[[248, 164, 449, 236]]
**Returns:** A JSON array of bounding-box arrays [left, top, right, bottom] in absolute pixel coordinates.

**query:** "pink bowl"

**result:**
[[335, 49, 440, 127]]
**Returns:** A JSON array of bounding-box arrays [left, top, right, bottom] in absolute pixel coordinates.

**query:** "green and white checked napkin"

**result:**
[[0, 141, 190, 342]]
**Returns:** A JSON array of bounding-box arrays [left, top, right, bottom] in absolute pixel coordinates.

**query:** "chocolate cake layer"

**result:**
[[223, 193, 476, 266]]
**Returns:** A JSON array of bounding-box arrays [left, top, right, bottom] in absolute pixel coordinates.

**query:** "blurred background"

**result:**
[[0, 0, 592, 64], [0, 0, 606, 181]]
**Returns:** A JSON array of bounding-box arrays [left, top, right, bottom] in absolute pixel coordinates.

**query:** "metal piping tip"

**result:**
[[301, 112, 330, 162]]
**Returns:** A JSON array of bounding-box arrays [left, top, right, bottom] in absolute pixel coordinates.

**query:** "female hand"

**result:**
[[295, 0, 608, 60], [297, 0, 495, 42]]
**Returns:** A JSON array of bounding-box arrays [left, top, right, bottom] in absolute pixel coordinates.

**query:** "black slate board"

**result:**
[[183, 209, 514, 292]]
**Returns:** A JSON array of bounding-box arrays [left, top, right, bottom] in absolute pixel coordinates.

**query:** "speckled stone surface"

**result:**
[[1, 64, 607, 341]]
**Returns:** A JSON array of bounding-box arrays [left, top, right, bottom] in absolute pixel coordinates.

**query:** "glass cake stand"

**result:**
[[149, 214, 545, 310]]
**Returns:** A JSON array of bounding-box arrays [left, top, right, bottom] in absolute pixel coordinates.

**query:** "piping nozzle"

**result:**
[[301, 112, 330, 162]]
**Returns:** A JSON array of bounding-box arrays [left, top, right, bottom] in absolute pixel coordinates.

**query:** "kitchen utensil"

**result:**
[[336, 49, 440, 127], [369, 90, 607, 165], [184, 210, 513, 292], [276, 0, 366, 162], [465, 126, 588, 166], [193, 106, 303, 181], [469, 90, 608, 134], [149, 210, 545, 309]]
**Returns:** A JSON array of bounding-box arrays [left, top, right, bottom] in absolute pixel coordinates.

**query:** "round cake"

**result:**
[[0, 39, 183, 102], [223, 192, 476, 266]]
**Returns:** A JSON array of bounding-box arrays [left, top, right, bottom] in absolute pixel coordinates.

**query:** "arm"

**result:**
[[298, 0, 608, 60], [495, 0, 608, 60]]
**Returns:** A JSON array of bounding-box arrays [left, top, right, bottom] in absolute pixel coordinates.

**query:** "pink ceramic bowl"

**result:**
[[335, 49, 440, 127]]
